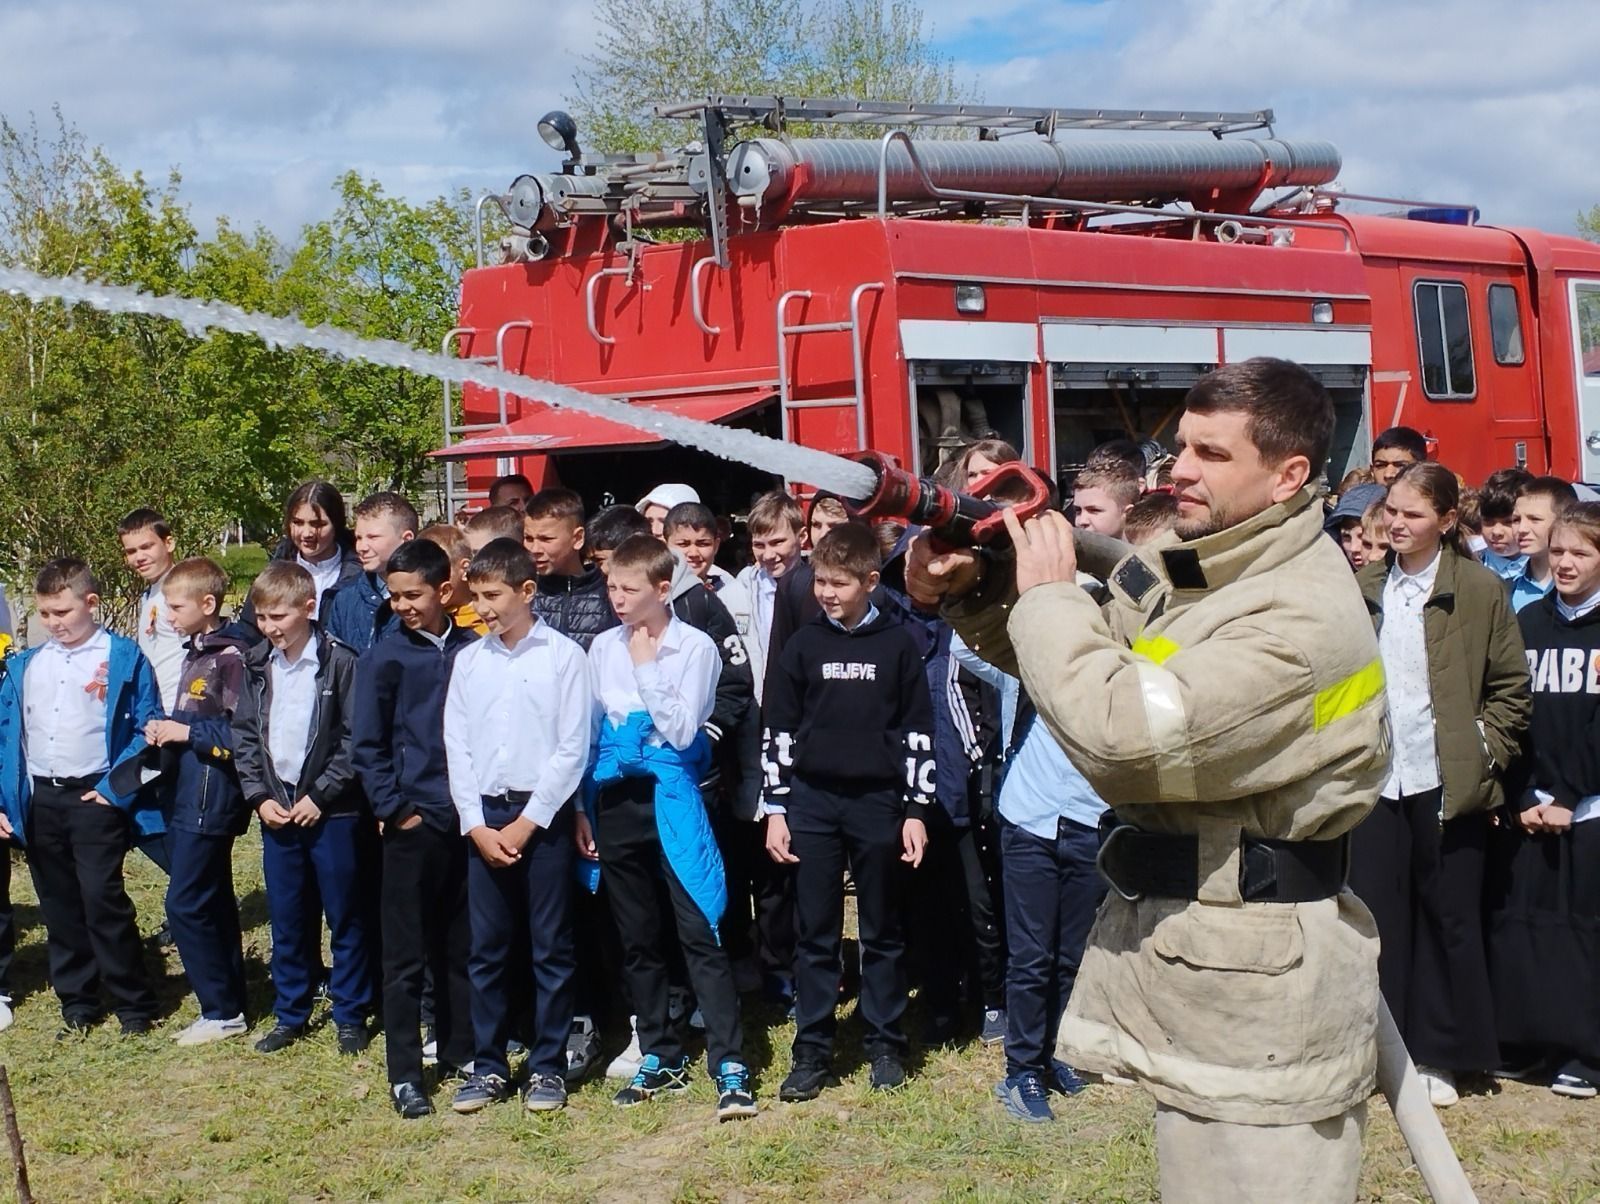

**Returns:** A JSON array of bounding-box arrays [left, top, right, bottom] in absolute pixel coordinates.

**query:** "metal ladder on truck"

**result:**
[[775, 282, 884, 455], [439, 320, 533, 518]]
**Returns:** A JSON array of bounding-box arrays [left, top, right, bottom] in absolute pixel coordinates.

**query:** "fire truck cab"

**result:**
[[437, 96, 1600, 511]]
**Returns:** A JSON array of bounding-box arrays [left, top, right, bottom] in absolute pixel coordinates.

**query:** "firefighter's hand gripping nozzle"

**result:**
[[843, 451, 1134, 580]]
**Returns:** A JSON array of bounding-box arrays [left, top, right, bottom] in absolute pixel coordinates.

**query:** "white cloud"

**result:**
[[0, 0, 1596, 238]]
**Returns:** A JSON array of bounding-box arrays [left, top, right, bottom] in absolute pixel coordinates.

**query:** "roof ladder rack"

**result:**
[[775, 283, 883, 454]]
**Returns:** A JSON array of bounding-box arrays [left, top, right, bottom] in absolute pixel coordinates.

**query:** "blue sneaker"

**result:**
[[994, 1072, 1055, 1123], [451, 1072, 512, 1113], [715, 1060, 758, 1121], [612, 1053, 691, 1106], [1048, 1060, 1088, 1096]]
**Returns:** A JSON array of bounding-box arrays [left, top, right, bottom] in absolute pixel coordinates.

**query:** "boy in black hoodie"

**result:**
[[234, 562, 369, 1056], [526, 488, 617, 651], [351, 540, 479, 1118], [762, 523, 935, 1100], [145, 557, 254, 1045]]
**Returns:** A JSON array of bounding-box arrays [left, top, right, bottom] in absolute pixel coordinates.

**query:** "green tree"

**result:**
[[571, 0, 974, 154], [1581, 204, 1600, 242]]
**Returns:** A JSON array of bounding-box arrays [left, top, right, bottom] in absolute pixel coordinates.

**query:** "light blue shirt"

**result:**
[[1511, 568, 1554, 613], [1481, 548, 1527, 582], [825, 602, 879, 633]]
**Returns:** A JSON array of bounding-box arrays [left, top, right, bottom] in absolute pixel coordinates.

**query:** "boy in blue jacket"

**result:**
[[352, 539, 479, 1118], [324, 491, 418, 653], [0, 558, 162, 1034], [578, 534, 757, 1121], [144, 558, 254, 1045]]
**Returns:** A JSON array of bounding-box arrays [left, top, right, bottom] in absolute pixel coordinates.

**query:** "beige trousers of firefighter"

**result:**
[[1154, 1102, 1367, 1204]]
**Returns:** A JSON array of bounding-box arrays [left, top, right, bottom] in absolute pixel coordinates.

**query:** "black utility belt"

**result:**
[[1095, 814, 1349, 904]]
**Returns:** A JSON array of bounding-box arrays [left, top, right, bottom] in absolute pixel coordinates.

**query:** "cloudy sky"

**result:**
[[2, 0, 1596, 240]]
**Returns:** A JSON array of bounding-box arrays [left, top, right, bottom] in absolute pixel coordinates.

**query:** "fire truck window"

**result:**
[[1488, 284, 1525, 365], [1577, 287, 1600, 378], [1414, 281, 1476, 399]]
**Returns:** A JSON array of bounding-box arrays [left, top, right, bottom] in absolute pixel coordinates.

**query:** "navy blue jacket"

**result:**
[[324, 571, 400, 655], [351, 621, 478, 832], [165, 622, 255, 835]]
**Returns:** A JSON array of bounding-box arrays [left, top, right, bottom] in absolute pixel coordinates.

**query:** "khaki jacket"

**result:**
[[947, 489, 1389, 1124], [1356, 549, 1529, 820]]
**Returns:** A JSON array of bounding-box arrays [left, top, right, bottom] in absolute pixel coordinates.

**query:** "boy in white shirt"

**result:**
[[444, 539, 591, 1115], [578, 534, 757, 1121]]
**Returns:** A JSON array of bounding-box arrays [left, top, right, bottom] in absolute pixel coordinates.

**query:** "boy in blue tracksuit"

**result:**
[[0, 558, 162, 1034], [577, 534, 757, 1121], [324, 491, 418, 653], [145, 557, 255, 1045], [352, 539, 479, 1118]]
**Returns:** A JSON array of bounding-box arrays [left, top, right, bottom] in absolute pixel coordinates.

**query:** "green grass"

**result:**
[[1, 836, 1597, 1201], [217, 543, 269, 604]]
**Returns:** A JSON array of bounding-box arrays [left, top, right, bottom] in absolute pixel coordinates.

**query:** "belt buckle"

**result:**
[[1095, 822, 1144, 903]]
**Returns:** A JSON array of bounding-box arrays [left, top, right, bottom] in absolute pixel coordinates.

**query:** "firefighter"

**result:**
[[906, 357, 1389, 1203]]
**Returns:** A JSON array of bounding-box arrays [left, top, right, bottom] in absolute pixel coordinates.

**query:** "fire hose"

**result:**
[[848, 452, 1476, 1202]]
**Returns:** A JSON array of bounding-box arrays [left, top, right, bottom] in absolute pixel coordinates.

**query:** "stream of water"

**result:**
[[0, 266, 880, 500]]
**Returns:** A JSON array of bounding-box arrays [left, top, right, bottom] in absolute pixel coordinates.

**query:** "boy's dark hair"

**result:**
[[1084, 438, 1146, 478], [36, 557, 100, 599], [525, 487, 586, 527], [1518, 474, 1578, 510], [608, 534, 676, 586], [1123, 492, 1181, 543], [248, 561, 315, 610], [488, 473, 534, 505], [1184, 358, 1334, 471], [1373, 426, 1428, 461], [117, 507, 171, 540], [465, 506, 525, 543], [283, 480, 349, 539], [587, 504, 652, 554], [353, 491, 420, 535], [167, 557, 230, 607], [386, 538, 452, 588], [663, 501, 719, 537], [1479, 467, 1533, 521], [811, 523, 882, 581], [466, 538, 536, 589]]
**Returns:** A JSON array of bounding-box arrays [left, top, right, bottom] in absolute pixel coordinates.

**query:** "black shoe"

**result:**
[[920, 1013, 961, 1049], [869, 1055, 907, 1091], [254, 1023, 304, 1053], [55, 1014, 97, 1042], [391, 1081, 433, 1119], [336, 1022, 371, 1055], [119, 1014, 154, 1037], [779, 1059, 834, 1102], [611, 1054, 692, 1106], [147, 921, 176, 950]]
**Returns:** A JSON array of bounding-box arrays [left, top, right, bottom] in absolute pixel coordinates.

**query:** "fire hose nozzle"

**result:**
[[843, 450, 1051, 550]]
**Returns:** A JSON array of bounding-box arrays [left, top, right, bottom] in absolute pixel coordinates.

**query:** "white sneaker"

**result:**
[[668, 987, 691, 1028], [0, 996, 13, 1034], [1418, 1066, 1459, 1108], [174, 1014, 248, 1046], [689, 1006, 706, 1032], [606, 1015, 644, 1080]]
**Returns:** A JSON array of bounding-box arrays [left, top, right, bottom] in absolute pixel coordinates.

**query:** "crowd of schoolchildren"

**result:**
[[1, 419, 1599, 1130]]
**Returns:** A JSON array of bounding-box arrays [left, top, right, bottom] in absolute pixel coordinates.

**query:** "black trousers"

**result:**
[[1349, 790, 1498, 1072], [789, 783, 909, 1062], [26, 779, 155, 1023], [751, 827, 796, 980], [0, 845, 14, 998], [382, 820, 473, 1085], [911, 806, 1007, 1017], [465, 801, 576, 1081], [595, 778, 743, 1070], [1000, 816, 1105, 1077]]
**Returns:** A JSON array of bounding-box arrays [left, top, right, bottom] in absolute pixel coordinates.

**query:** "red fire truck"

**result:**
[[435, 96, 1600, 512]]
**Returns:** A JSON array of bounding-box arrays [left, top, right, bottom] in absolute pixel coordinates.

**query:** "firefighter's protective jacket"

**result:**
[[946, 487, 1390, 1124]]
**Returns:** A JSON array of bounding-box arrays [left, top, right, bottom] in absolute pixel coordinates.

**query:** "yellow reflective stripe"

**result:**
[[1313, 660, 1386, 730], [1131, 633, 1181, 666]]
